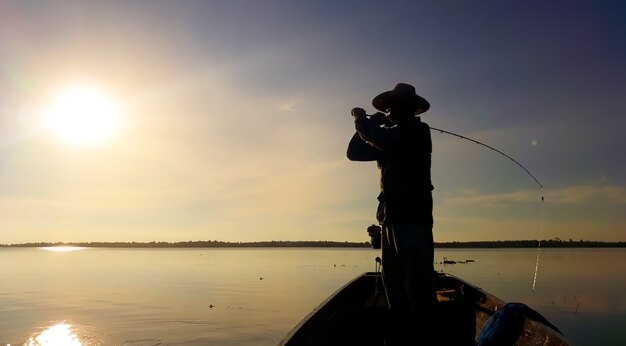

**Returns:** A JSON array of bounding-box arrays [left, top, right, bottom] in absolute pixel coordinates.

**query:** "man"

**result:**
[[347, 83, 436, 342]]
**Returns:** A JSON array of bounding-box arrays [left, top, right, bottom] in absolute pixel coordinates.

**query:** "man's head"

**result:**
[[372, 83, 430, 123]]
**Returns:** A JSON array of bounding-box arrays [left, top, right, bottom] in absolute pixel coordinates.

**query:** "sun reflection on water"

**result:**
[[25, 323, 82, 346], [39, 246, 86, 252]]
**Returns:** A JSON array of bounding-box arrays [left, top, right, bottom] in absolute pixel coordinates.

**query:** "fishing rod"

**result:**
[[429, 126, 543, 190], [428, 125, 545, 292], [353, 110, 543, 189]]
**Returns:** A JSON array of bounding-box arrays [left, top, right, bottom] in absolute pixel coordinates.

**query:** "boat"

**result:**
[[278, 271, 568, 345], [443, 256, 457, 264]]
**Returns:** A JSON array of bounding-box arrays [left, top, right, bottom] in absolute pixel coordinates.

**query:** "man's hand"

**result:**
[[369, 112, 388, 126], [351, 107, 367, 119]]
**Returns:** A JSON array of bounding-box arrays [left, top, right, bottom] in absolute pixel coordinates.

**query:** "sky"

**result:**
[[1, 1, 625, 244]]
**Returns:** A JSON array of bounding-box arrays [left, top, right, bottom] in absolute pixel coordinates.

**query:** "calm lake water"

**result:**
[[1, 247, 624, 345]]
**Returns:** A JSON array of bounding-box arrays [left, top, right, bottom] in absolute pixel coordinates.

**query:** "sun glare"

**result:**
[[46, 86, 122, 145], [40, 246, 86, 252], [26, 323, 83, 346]]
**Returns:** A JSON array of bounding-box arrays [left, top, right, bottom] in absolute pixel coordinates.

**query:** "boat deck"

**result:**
[[280, 272, 568, 346]]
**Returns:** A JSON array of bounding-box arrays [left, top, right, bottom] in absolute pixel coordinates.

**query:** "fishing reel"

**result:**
[[351, 108, 395, 127], [367, 224, 382, 249]]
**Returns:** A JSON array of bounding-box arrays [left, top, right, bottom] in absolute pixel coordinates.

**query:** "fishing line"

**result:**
[[429, 126, 545, 292], [532, 197, 544, 292]]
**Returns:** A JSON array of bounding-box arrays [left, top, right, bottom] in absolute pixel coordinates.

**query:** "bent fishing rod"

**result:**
[[428, 125, 546, 292], [354, 111, 544, 190], [428, 126, 543, 191]]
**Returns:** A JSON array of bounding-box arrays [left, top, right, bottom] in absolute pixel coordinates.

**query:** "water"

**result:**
[[0, 247, 624, 345]]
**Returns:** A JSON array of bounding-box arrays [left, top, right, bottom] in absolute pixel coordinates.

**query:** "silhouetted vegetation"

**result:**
[[435, 238, 626, 248], [0, 238, 624, 248], [0, 240, 371, 248]]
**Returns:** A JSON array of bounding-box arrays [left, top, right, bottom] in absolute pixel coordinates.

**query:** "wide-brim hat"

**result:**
[[372, 83, 430, 115]]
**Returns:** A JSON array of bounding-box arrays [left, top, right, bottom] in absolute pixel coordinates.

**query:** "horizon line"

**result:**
[[1, 239, 625, 248]]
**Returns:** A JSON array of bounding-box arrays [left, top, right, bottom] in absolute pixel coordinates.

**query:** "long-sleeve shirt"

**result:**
[[347, 116, 433, 225]]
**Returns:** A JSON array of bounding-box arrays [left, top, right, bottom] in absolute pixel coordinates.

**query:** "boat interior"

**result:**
[[280, 272, 568, 346]]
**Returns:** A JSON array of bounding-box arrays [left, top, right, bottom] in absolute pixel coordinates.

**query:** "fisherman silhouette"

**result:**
[[347, 83, 436, 344]]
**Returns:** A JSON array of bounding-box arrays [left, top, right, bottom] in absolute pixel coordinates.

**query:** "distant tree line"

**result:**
[[434, 239, 626, 248], [0, 240, 371, 248], [0, 238, 624, 248]]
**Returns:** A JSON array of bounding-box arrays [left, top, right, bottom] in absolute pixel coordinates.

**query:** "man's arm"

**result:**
[[347, 108, 385, 161], [347, 132, 380, 161], [353, 111, 392, 152]]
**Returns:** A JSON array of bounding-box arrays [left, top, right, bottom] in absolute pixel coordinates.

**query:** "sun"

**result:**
[[46, 86, 122, 145]]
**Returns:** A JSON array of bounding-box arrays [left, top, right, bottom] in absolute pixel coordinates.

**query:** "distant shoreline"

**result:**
[[1, 239, 625, 248]]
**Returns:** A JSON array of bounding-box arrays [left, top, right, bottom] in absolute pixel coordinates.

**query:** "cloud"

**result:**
[[277, 99, 299, 112], [433, 214, 542, 241], [443, 189, 539, 208], [443, 184, 626, 207], [546, 185, 626, 205]]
